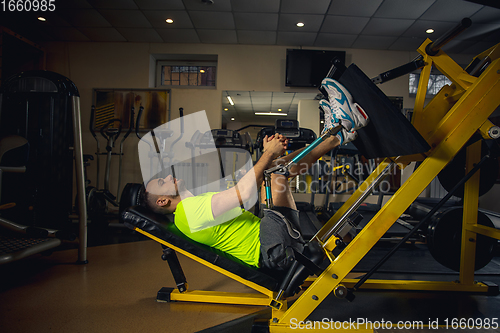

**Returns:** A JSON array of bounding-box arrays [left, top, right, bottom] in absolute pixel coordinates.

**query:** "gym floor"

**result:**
[[1, 222, 499, 333]]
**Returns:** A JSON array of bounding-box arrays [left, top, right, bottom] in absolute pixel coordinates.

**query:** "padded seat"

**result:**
[[122, 205, 280, 292]]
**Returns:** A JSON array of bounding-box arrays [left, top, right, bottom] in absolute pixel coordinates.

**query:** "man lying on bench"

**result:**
[[141, 79, 369, 277]]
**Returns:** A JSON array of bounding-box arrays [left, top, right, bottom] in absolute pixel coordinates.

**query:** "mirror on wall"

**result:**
[[221, 91, 319, 131], [220, 91, 321, 163]]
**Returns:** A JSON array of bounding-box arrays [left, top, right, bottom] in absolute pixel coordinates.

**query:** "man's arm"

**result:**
[[271, 135, 340, 178], [211, 136, 286, 218]]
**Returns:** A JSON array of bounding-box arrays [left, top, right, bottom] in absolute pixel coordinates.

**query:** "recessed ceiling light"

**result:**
[[231, 117, 235, 121], [426, 28, 434, 34], [320, 120, 324, 124], [38, 17, 46, 22], [166, 18, 174, 24], [278, 108, 282, 111], [224, 108, 228, 111], [296, 22, 305, 27], [199, 69, 205, 73]]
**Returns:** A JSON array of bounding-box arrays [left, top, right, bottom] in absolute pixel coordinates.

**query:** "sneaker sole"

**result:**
[[322, 79, 369, 130], [322, 79, 357, 129]]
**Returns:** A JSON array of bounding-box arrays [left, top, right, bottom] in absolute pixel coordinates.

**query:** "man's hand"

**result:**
[[263, 134, 288, 158]]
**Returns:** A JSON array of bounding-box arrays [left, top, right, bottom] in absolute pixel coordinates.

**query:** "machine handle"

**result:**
[[168, 107, 185, 154], [371, 56, 426, 84], [135, 106, 144, 140], [100, 119, 122, 142], [425, 18, 472, 56], [122, 106, 135, 141], [179, 107, 184, 133], [89, 105, 97, 139], [325, 57, 346, 80]]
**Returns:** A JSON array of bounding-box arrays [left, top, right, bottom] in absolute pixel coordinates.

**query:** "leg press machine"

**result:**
[[122, 19, 500, 332]]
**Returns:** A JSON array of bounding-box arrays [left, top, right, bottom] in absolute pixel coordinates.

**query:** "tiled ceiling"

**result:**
[[2, 0, 498, 126], [0, 0, 498, 55]]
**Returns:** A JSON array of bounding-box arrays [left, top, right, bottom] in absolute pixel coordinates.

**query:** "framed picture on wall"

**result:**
[[92, 89, 171, 131]]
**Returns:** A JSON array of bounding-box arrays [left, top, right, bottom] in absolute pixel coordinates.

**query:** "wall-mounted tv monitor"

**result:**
[[285, 49, 346, 88]]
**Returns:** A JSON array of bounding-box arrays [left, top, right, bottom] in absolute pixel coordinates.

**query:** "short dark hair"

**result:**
[[142, 179, 177, 215], [143, 190, 166, 214]]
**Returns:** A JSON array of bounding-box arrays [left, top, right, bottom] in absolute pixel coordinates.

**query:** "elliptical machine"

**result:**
[[84, 105, 137, 223], [134, 105, 181, 173]]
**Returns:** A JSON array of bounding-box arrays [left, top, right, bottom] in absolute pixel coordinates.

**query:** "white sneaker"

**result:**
[[320, 99, 334, 130], [320, 78, 369, 131], [320, 99, 358, 145]]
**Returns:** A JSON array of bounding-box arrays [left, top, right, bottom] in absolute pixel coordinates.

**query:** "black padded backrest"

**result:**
[[121, 205, 279, 292], [119, 183, 144, 218]]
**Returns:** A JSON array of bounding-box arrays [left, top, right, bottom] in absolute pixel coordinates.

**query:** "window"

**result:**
[[409, 72, 452, 96], [154, 55, 217, 88], [160, 63, 216, 87]]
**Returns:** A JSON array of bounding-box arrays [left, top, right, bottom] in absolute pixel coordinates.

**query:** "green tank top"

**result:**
[[174, 192, 261, 267]]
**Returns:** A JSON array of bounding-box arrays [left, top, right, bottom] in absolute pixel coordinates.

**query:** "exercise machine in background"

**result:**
[[0, 70, 87, 264], [85, 104, 140, 224], [186, 128, 253, 195], [0, 135, 75, 264]]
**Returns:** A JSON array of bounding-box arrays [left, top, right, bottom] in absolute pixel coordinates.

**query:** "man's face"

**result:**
[[146, 174, 185, 197]]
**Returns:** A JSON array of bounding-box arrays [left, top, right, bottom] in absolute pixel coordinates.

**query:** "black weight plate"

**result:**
[[86, 187, 107, 219], [75, 186, 100, 215], [438, 141, 498, 198], [427, 207, 497, 271]]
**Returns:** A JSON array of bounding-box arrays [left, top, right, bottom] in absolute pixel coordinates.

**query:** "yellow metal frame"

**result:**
[[133, 40, 500, 332], [268, 40, 500, 330], [134, 227, 285, 308]]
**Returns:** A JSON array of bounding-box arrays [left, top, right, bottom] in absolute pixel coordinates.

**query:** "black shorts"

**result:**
[[259, 206, 305, 272]]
